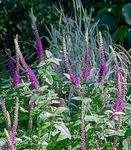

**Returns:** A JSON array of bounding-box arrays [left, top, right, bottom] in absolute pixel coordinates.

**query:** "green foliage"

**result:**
[[122, 3, 131, 25], [0, 0, 131, 150]]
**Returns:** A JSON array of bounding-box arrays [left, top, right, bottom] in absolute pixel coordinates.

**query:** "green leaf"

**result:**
[[122, 139, 129, 150], [54, 107, 68, 115], [125, 129, 131, 138], [96, 9, 118, 32], [98, 24, 109, 32], [46, 50, 53, 58], [122, 3, 131, 25], [0, 138, 6, 147], [71, 97, 92, 103], [104, 129, 125, 137], [72, 96, 81, 100], [127, 29, 131, 48], [51, 58, 62, 65], [20, 107, 28, 113], [85, 115, 99, 122], [112, 26, 128, 42], [63, 73, 70, 80], [54, 122, 71, 140], [39, 112, 53, 120]]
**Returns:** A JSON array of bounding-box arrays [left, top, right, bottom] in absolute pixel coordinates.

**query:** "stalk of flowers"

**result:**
[[14, 38, 40, 92], [13, 51, 21, 87], [11, 98, 19, 143], [4, 129, 15, 150], [113, 72, 124, 111], [0, 99, 11, 130], [31, 8, 44, 62], [112, 69, 126, 125], [110, 46, 126, 123], [8, 53, 15, 76], [63, 37, 80, 87], [28, 100, 35, 132], [110, 47, 126, 102], [8, 53, 20, 87], [82, 28, 90, 80], [81, 101, 87, 150], [98, 32, 106, 83], [110, 45, 120, 83], [7, 98, 19, 150], [110, 46, 127, 99], [0, 98, 19, 150]]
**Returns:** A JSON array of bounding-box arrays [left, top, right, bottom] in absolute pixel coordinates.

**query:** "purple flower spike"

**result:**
[[8, 51, 20, 87], [82, 29, 90, 80], [63, 37, 80, 87], [71, 73, 80, 87], [81, 124, 86, 150], [98, 32, 106, 83], [12, 70, 20, 87], [14, 38, 40, 92], [98, 62, 106, 83], [112, 65, 125, 121], [12, 52, 21, 87], [34, 31, 44, 62], [113, 100, 124, 112], [26, 66, 40, 92], [82, 47, 90, 80], [81, 109, 87, 150], [82, 65, 90, 80], [31, 9, 44, 62], [8, 55, 15, 76]]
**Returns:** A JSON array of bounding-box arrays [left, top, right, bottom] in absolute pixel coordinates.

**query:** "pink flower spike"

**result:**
[[98, 32, 106, 83], [63, 37, 80, 87], [14, 38, 40, 92], [31, 8, 44, 62], [82, 28, 90, 80], [8, 55, 15, 76]]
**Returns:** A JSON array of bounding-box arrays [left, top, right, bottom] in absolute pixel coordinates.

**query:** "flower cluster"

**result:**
[[63, 31, 107, 87], [28, 100, 35, 132], [82, 28, 90, 80], [98, 32, 106, 83], [31, 9, 44, 62], [8, 55, 15, 76], [112, 69, 125, 121], [14, 38, 40, 92], [8, 52, 20, 87], [81, 102, 87, 150], [0, 98, 19, 150], [81, 121, 86, 150], [63, 37, 80, 87], [110, 46, 126, 122]]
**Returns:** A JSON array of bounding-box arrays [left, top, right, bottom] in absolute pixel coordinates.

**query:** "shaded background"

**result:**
[[0, 0, 131, 68]]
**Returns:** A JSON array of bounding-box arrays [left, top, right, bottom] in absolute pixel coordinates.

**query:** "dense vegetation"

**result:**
[[0, 0, 131, 150]]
